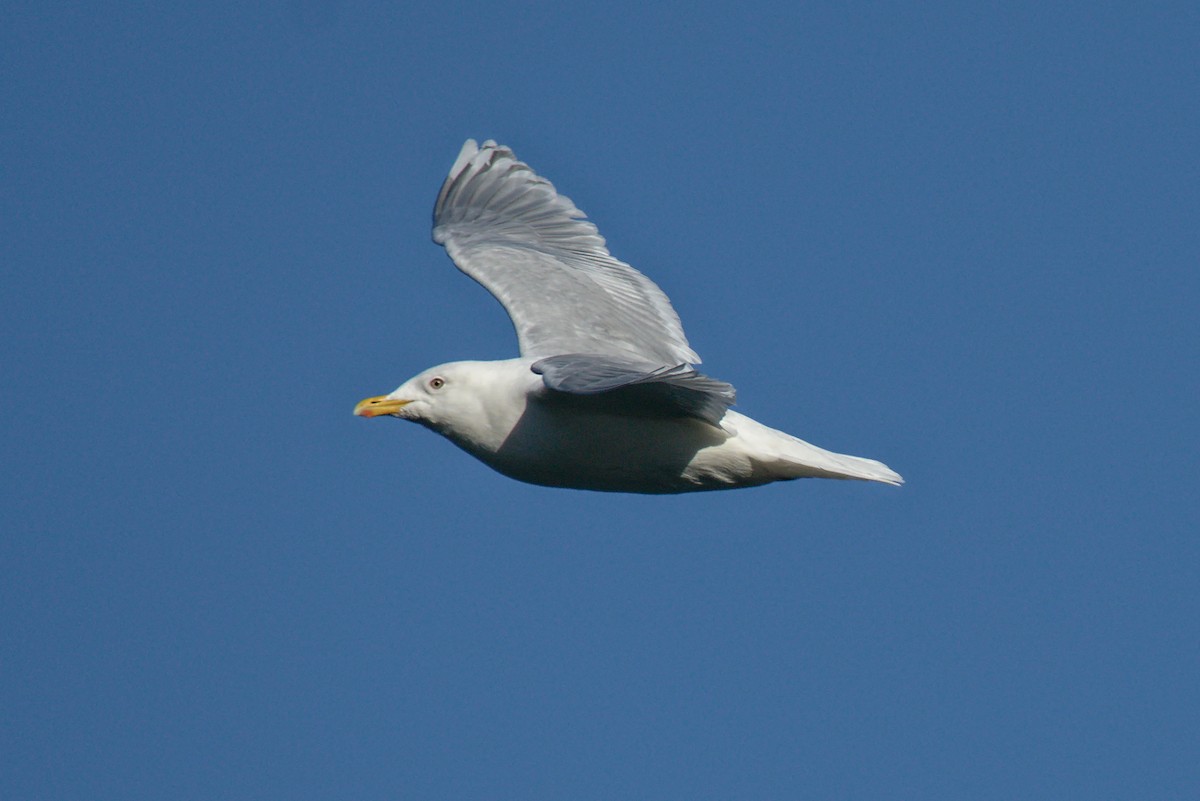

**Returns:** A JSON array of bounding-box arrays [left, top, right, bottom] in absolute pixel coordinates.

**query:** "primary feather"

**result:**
[[433, 140, 699, 366]]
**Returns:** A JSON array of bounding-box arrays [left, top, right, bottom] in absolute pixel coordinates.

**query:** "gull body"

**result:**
[[357, 357, 901, 494], [355, 141, 902, 494]]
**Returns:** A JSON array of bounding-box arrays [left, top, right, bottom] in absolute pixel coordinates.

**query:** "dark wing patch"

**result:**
[[532, 354, 736, 427]]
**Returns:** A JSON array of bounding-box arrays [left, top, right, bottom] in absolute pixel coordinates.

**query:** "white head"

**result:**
[[354, 359, 533, 452]]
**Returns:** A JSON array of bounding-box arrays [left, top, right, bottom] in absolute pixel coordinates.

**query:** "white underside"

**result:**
[[388, 358, 901, 495], [470, 404, 903, 494]]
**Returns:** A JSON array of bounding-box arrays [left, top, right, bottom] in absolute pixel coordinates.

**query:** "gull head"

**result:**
[[354, 359, 533, 449], [354, 363, 468, 426]]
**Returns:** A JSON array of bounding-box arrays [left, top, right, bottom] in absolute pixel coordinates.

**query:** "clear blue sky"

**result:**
[[3, 2, 1197, 798]]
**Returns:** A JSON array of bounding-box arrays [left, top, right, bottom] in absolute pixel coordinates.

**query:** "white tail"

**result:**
[[777, 440, 904, 485], [726, 411, 904, 486]]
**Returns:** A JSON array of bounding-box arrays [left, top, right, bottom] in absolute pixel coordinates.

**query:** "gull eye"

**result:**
[[429, 376, 445, 390]]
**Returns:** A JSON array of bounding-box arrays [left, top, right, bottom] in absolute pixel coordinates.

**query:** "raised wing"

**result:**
[[432, 140, 700, 365], [532, 354, 735, 427]]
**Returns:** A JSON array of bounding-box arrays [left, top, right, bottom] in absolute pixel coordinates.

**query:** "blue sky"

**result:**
[[3, 2, 1198, 798]]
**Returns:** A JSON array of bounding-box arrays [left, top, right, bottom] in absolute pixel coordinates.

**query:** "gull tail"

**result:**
[[776, 439, 905, 486], [728, 411, 904, 486]]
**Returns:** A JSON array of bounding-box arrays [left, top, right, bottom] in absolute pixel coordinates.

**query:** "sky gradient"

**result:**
[[3, 3, 1198, 799]]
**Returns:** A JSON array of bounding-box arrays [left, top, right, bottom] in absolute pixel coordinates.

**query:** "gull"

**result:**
[[354, 140, 902, 493]]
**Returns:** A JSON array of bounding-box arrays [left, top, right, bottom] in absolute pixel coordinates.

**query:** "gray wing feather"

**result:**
[[432, 140, 700, 365], [532, 354, 736, 427]]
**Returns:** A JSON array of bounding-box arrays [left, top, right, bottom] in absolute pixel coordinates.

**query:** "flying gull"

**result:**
[[355, 140, 902, 493]]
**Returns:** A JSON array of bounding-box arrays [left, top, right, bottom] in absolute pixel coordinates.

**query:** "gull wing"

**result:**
[[532, 354, 735, 427], [432, 140, 700, 365]]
